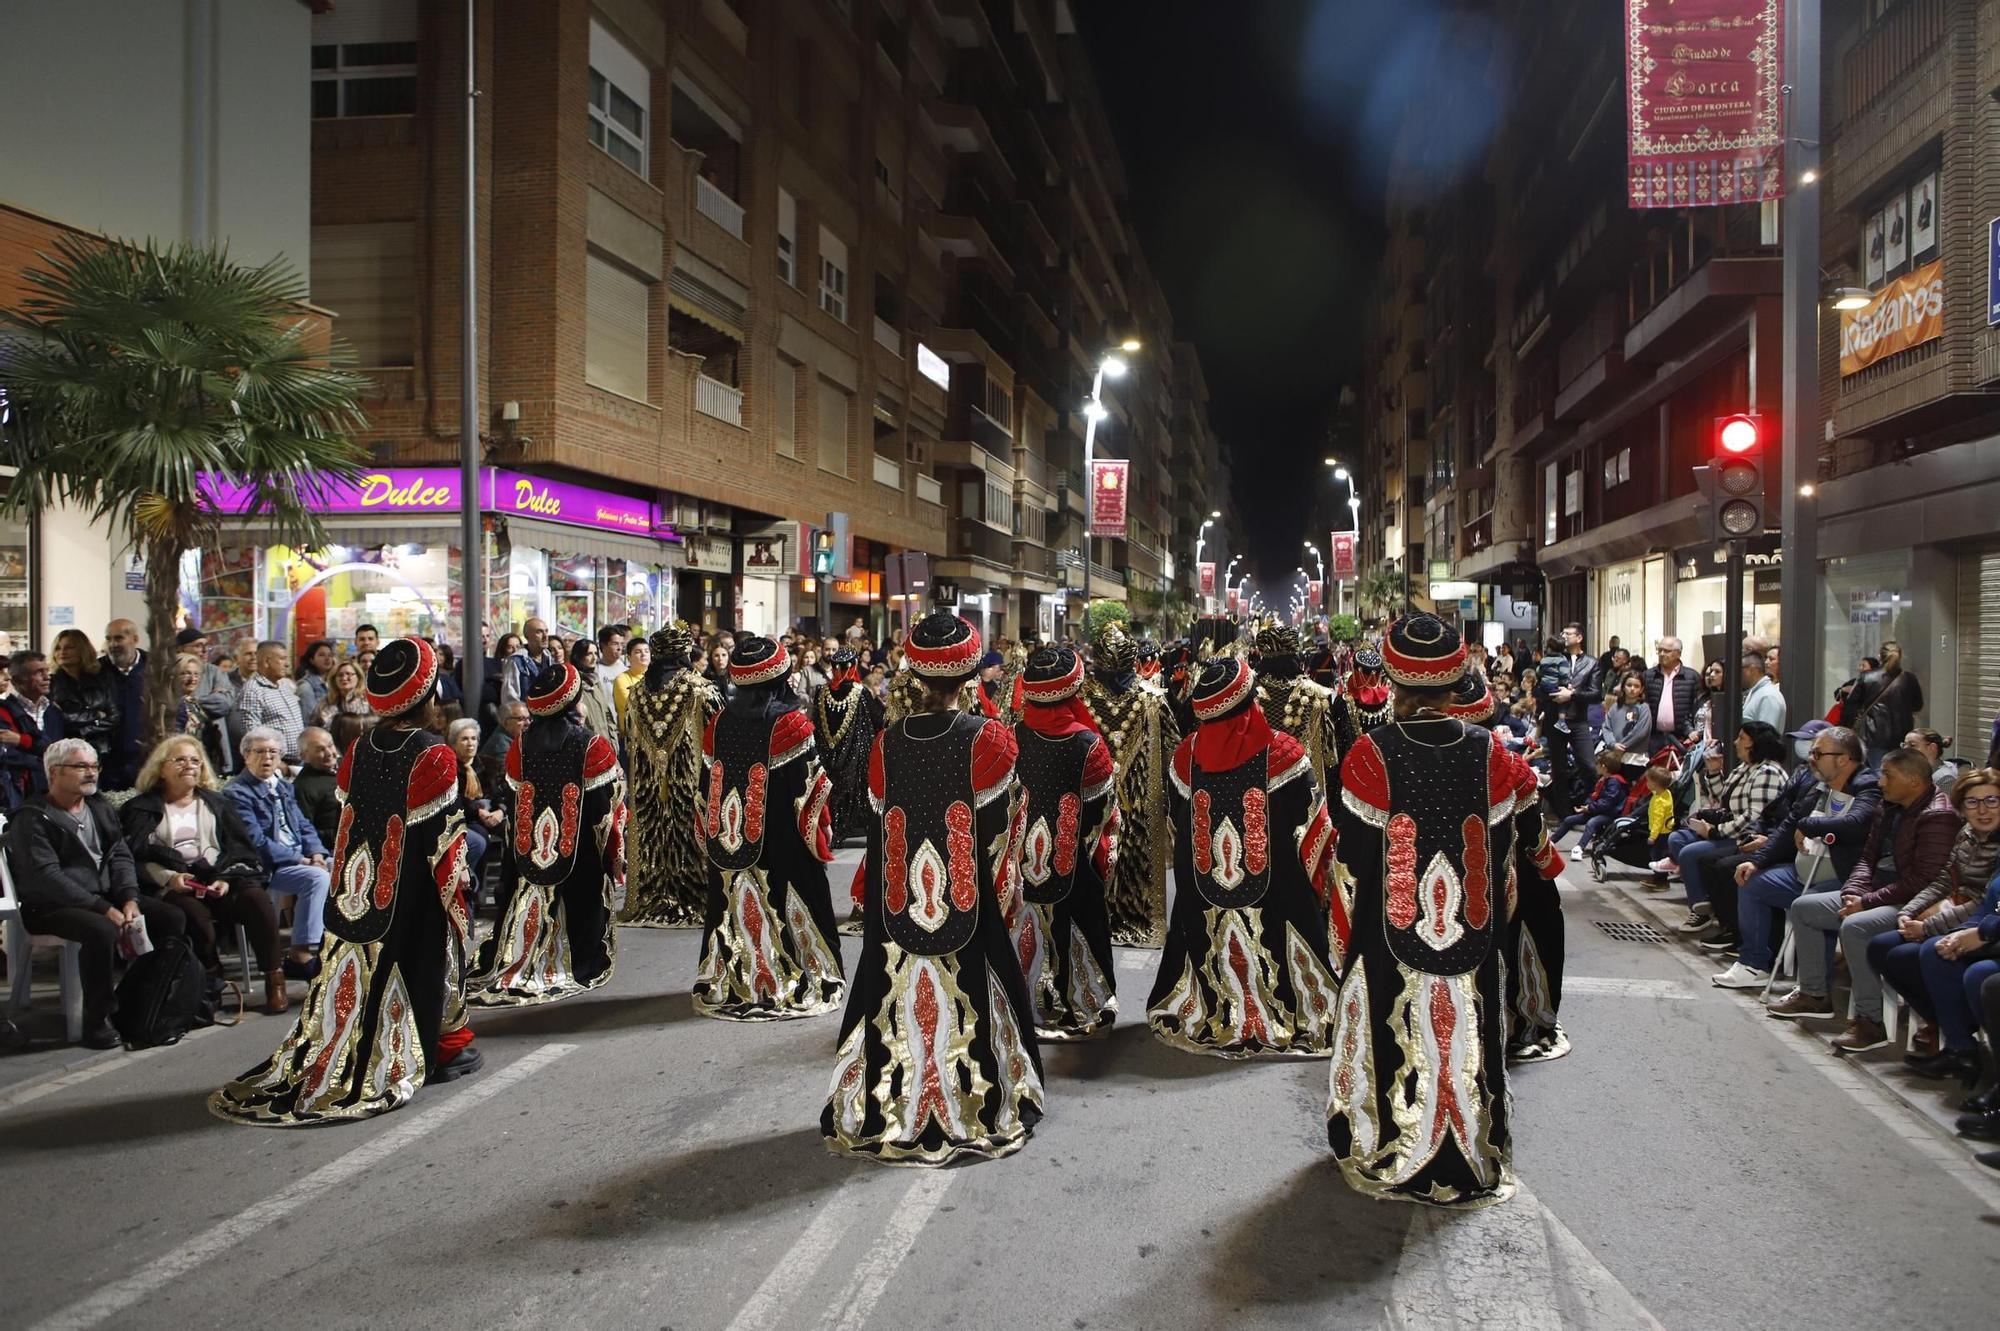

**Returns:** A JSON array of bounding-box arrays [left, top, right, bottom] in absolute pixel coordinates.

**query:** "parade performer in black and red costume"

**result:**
[[694, 637, 845, 1021], [1326, 615, 1553, 1207], [1007, 645, 1118, 1040], [1253, 623, 1342, 803], [814, 648, 885, 848], [212, 639, 480, 1125], [623, 623, 718, 927], [1332, 644, 1394, 757], [1082, 622, 1179, 947], [823, 612, 1043, 1164], [467, 662, 626, 1007], [1147, 656, 1341, 1058]]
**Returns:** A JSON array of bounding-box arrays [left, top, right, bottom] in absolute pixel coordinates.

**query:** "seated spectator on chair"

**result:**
[[1956, 962, 2000, 1142], [1598, 673, 1654, 770], [1556, 751, 1628, 846], [478, 700, 528, 797], [1770, 745, 1961, 1026], [1857, 770, 2000, 1055], [232, 641, 306, 765], [1716, 725, 1879, 988], [1874, 867, 2000, 1088], [447, 717, 506, 892], [3, 738, 187, 1048], [120, 735, 289, 1015], [224, 727, 329, 980], [1, 651, 67, 809], [1665, 722, 1790, 926], [291, 726, 342, 851], [1693, 725, 1830, 949]]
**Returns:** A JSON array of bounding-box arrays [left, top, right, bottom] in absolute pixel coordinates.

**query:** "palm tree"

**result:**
[[1126, 585, 1196, 640], [0, 236, 370, 744], [1355, 562, 1405, 627]]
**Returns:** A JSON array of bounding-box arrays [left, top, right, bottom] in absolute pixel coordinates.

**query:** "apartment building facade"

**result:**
[[1361, 0, 2000, 733]]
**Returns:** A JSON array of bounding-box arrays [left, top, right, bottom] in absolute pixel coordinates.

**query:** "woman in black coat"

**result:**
[[50, 628, 121, 757], [1841, 640, 1925, 766]]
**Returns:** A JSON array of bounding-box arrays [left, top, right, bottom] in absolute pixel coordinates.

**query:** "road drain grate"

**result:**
[[1593, 919, 1669, 944]]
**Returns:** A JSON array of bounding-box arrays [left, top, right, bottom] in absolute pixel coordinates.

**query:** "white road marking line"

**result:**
[[1561, 976, 1696, 1000], [722, 1182, 886, 1331], [24, 1041, 577, 1331], [1589, 885, 2000, 1212], [0, 1023, 228, 1114], [1116, 950, 1152, 973], [821, 1170, 956, 1331]]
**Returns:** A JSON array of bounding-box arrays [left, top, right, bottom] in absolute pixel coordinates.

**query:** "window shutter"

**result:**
[[817, 376, 849, 477], [773, 358, 798, 458], [586, 252, 650, 401], [310, 222, 416, 368]]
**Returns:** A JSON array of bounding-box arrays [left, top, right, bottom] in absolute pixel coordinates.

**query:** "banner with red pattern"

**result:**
[[1331, 533, 1357, 581], [1626, 0, 1784, 209], [1198, 562, 1216, 597], [1089, 460, 1129, 539]]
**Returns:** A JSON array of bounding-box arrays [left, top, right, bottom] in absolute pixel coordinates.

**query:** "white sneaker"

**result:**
[[1711, 962, 1772, 989], [1649, 858, 1675, 875]]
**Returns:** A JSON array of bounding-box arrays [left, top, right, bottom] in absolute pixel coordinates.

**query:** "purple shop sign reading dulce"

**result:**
[[197, 468, 678, 540]]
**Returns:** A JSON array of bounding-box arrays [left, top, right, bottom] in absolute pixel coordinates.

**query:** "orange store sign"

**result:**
[[1840, 258, 1944, 376]]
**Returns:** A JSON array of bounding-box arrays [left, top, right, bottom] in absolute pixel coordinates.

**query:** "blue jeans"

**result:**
[[1673, 836, 1736, 905], [269, 862, 330, 948], [1918, 942, 2000, 1052], [1739, 865, 1809, 971], [1870, 931, 1931, 1022]]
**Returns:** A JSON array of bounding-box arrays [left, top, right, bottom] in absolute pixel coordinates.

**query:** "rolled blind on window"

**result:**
[[772, 358, 797, 456], [1956, 544, 2000, 759], [310, 222, 415, 368], [817, 377, 849, 477], [586, 252, 650, 402]]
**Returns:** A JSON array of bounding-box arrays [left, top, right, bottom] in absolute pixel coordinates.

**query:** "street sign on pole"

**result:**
[[1988, 216, 2000, 326]]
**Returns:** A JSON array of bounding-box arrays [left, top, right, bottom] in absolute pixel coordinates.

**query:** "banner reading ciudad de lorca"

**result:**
[[1626, 0, 1784, 209]]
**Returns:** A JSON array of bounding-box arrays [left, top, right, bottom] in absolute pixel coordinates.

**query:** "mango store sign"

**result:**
[[198, 468, 678, 540]]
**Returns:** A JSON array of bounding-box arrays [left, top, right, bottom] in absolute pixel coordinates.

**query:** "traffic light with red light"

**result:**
[[1698, 413, 1766, 541]]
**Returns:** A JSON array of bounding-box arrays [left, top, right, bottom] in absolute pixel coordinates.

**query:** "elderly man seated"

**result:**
[[223, 726, 330, 980], [3, 738, 187, 1047]]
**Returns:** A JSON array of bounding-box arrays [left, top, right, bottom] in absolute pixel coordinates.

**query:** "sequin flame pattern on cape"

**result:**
[[1082, 674, 1180, 948], [1005, 722, 1118, 1041], [621, 669, 719, 927]]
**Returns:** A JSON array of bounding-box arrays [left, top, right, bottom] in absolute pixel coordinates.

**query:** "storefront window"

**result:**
[[181, 541, 458, 657], [0, 513, 31, 655], [1822, 550, 1916, 713]]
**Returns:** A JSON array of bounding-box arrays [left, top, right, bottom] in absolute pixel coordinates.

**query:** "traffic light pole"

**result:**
[[1723, 538, 1745, 764], [1778, 0, 1823, 721]]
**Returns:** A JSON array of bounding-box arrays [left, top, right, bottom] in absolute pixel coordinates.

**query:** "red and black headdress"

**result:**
[[728, 635, 791, 688], [1382, 613, 1466, 689], [1443, 666, 1495, 722], [905, 611, 982, 681], [1352, 645, 1384, 676], [1191, 656, 1256, 722], [365, 637, 439, 719], [525, 661, 584, 717], [1019, 645, 1084, 704]]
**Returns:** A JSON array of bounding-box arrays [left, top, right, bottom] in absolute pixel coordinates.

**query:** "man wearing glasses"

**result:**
[[3, 738, 187, 1047], [1716, 726, 1880, 988], [224, 727, 331, 980]]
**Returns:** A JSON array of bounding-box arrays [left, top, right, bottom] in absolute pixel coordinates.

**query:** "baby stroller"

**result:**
[[1584, 736, 1691, 881]]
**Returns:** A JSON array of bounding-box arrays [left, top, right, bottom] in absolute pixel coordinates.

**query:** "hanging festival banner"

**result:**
[[1198, 562, 1216, 597], [1626, 0, 1784, 209], [1089, 459, 1129, 538], [1308, 580, 1323, 612], [1839, 258, 1944, 376], [1330, 532, 1357, 581]]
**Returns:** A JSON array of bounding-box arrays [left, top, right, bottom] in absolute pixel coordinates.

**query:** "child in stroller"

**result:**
[[1585, 757, 1685, 885]]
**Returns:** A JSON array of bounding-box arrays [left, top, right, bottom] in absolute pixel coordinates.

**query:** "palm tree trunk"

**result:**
[[142, 534, 187, 748]]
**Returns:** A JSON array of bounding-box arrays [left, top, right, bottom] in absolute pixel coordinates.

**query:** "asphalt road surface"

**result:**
[[6, 847, 1998, 1330]]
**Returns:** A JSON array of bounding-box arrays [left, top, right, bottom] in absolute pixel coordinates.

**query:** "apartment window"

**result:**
[[984, 476, 1013, 530], [818, 227, 849, 323], [817, 377, 850, 477], [310, 41, 417, 118], [1860, 161, 1938, 287], [585, 252, 650, 402], [777, 190, 798, 287], [311, 223, 416, 367], [982, 376, 1012, 433], [772, 357, 798, 458], [588, 20, 650, 178]]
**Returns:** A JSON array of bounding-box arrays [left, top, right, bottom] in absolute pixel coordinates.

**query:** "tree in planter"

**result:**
[[0, 237, 370, 747], [1126, 585, 1196, 642], [1327, 611, 1360, 643]]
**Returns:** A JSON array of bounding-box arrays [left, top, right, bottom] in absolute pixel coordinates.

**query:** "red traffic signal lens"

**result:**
[[1717, 414, 1760, 455]]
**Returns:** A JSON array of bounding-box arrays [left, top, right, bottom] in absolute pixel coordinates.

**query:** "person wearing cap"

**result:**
[[1148, 654, 1340, 1058], [466, 662, 627, 1007], [1445, 668, 1571, 1062], [1332, 645, 1393, 758], [1327, 613, 1551, 1208], [814, 648, 885, 852], [1007, 645, 1118, 1040], [622, 623, 719, 928], [1082, 621, 1181, 948], [823, 612, 1043, 1164], [690, 636, 844, 1021], [213, 638, 482, 1126], [973, 650, 1008, 721], [1253, 624, 1342, 806]]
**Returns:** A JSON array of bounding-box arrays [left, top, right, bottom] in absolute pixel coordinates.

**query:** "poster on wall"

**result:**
[[1625, 0, 1786, 209], [1865, 210, 1886, 285], [1911, 172, 1937, 257], [1884, 192, 1908, 271]]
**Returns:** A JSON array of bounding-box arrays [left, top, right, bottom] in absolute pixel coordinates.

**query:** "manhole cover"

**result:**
[[1592, 919, 1669, 944]]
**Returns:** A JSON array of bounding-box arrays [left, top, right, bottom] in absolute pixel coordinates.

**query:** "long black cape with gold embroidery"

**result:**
[[623, 668, 718, 926]]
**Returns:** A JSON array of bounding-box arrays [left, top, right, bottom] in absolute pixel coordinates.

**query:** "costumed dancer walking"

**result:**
[[1332, 644, 1394, 757], [823, 612, 1043, 1164], [1325, 615, 1551, 1208], [1007, 645, 1118, 1040], [212, 639, 480, 1126], [467, 662, 626, 1007], [1253, 624, 1343, 802], [1082, 622, 1180, 947], [1147, 656, 1341, 1058], [623, 623, 718, 927], [814, 648, 885, 847], [693, 637, 845, 1021]]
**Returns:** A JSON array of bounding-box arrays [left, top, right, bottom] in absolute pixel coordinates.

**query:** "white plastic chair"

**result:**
[[0, 813, 86, 1043]]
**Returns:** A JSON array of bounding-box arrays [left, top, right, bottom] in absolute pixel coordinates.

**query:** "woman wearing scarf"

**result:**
[[692, 637, 844, 1021], [623, 623, 718, 927], [466, 662, 626, 1007], [1147, 656, 1341, 1058], [823, 612, 1043, 1164], [1006, 646, 1118, 1040]]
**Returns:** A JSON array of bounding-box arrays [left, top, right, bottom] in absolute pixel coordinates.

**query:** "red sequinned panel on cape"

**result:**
[[706, 709, 781, 874], [1010, 725, 1099, 905], [325, 729, 448, 944], [511, 726, 592, 887], [879, 712, 986, 956], [1189, 747, 1271, 909], [1372, 725, 1505, 976]]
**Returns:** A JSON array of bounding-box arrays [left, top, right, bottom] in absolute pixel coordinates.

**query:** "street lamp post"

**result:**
[[1079, 339, 1141, 626], [1193, 510, 1219, 612]]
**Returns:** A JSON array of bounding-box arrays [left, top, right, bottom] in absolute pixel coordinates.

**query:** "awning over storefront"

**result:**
[[501, 515, 674, 566]]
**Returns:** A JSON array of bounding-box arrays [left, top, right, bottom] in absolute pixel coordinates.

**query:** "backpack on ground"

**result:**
[[112, 935, 205, 1048]]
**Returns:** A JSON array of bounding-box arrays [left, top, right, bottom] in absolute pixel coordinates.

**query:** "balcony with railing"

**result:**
[[1553, 293, 1629, 422], [917, 472, 944, 506], [872, 452, 903, 489], [1623, 203, 1779, 365], [873, 315, 902, 357], [695, 373, 744, 426], [694, 175, 745, 240], [1840, 0, 1949, 125]]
